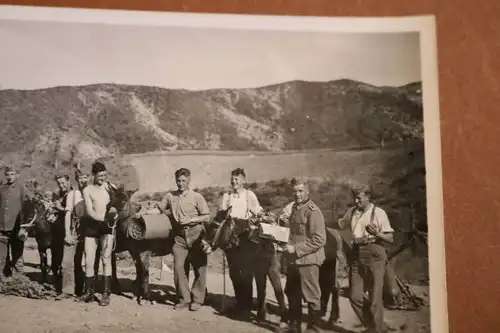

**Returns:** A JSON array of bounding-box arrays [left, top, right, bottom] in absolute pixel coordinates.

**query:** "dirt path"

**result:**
[[0, 241, 430, 333]]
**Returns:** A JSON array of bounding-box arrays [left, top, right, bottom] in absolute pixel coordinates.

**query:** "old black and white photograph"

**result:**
[[0, 6, 445, 333]]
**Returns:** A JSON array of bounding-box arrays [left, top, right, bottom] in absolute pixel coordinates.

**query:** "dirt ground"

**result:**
[[0, 239, 431, 333]]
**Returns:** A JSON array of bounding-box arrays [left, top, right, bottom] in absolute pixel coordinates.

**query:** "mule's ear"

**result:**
[[126, 188, 139, 197]]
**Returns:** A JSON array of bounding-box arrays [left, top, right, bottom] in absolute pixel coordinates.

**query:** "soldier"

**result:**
[[157, 168, 211, 311], [277, 177, 327, 333], [55, 169, 89, 299], [336, 184, 394, 333], [0, 165, 26, 281], [50, 174, 72, 298], [79, 161, 117, 306]]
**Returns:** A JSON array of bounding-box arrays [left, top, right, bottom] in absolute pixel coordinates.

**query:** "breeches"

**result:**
[[285, 264, 322, 315]]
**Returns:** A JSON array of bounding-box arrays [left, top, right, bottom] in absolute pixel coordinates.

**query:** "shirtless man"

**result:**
[[78, 161, 116, 306]]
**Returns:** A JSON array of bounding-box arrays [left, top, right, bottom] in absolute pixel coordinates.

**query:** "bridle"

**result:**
[[102, 189, 131, 259]]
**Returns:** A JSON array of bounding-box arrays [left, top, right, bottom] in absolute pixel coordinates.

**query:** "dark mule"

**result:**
[[209, 209, 287, 323], [106, 185, 175, 305], [18, 196, 62, 284]]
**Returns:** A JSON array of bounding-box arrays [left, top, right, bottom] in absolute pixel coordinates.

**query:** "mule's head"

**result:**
[[17, 196, 43, 241], [107, 184, 139, 225]]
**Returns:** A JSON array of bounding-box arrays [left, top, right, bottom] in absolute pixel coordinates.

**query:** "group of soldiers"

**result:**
[[0, 161, 395, 333]]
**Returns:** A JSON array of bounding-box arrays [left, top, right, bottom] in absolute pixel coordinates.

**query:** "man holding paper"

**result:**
[[278, 177, 327, 333]]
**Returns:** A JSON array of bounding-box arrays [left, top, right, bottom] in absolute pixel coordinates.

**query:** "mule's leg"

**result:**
[[139, 251, 152, 305], [254, 260, 268, 322], [129, 248, 142, 295], [268, 253, 287, 324], [110, 251, 122, 295], [129, 250, 145, 304], [39, 250, 49, 284], [318, 259, 333, 317]]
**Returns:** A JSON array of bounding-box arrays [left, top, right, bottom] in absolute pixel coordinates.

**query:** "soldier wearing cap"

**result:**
[[0, 165, 26, 280], [336, 184, 394, 333], [277, 177, 327, 333]]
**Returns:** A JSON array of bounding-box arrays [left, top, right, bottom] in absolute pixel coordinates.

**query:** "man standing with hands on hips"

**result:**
[[278, 177, 327, 333]]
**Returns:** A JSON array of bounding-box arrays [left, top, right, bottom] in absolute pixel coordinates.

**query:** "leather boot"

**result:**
[[99, 276, 111, 306], [304, 305, 321, 333], [290, 308, 303, 333], [78, 276, 95, 303]]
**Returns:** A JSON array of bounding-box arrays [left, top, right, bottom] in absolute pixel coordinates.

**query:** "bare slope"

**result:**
[[0, 79, 423, 187]]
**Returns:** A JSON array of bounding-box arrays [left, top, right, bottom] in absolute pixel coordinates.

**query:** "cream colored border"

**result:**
[[0, 6, 447, 333]]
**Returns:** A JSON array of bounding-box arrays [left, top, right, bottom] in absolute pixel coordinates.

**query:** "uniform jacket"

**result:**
[[0, 182, 25, 231], [288, 198, 327, 266]]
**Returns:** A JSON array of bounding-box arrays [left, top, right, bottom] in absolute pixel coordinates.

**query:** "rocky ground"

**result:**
[[0, 239, 430, 333]]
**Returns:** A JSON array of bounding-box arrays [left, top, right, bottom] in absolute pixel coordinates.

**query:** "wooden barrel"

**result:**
[[128, 214, 173, 240]]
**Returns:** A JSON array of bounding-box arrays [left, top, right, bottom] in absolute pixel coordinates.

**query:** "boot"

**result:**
[[290, 317, 303, 333], [304, 305, 321, 333], [78, 276, 95, 303], [289, 307, 303, 333], [99, 276, 111, 306]]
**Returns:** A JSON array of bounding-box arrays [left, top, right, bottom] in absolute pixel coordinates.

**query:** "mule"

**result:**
[[17, 196, 64, 284], [106, 186, 176, 305], [210, 210, 287, 323]]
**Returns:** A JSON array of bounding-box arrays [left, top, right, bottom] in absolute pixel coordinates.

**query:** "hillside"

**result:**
[[0, 79, 423, 188]]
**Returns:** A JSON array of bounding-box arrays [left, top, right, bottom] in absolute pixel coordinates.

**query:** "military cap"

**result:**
[[4, 164, 18, 173], [290, 177, 309, 187]]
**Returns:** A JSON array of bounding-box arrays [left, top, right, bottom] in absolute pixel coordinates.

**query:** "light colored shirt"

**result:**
[[220, 188, 262, 219], [347, 203, 394, 241], [160, 189, 210, 225], [65, 189, 83, 213]]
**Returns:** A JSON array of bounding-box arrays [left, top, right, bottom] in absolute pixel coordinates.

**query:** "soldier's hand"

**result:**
[[285, 244, 295, 254]]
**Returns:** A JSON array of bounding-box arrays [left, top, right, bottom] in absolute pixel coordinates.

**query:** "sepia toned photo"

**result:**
[[0, 6, 446, 333]]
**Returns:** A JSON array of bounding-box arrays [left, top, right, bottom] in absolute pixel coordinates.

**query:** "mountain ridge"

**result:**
[[0, 78, 423, 185]]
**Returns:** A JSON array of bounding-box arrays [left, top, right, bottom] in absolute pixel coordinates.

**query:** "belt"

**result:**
[[176, 222, 202, 230], [352, 237, 379, 246]]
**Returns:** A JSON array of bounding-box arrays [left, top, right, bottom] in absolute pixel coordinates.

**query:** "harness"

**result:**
[[351, 204, 380, 246], [101, 182, 124, 259]]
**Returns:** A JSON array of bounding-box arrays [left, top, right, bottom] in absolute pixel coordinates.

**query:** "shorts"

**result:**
[[81, 217, 114, 239]]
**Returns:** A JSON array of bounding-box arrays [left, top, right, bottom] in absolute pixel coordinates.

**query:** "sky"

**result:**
[[0, 19, 421, 90]]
